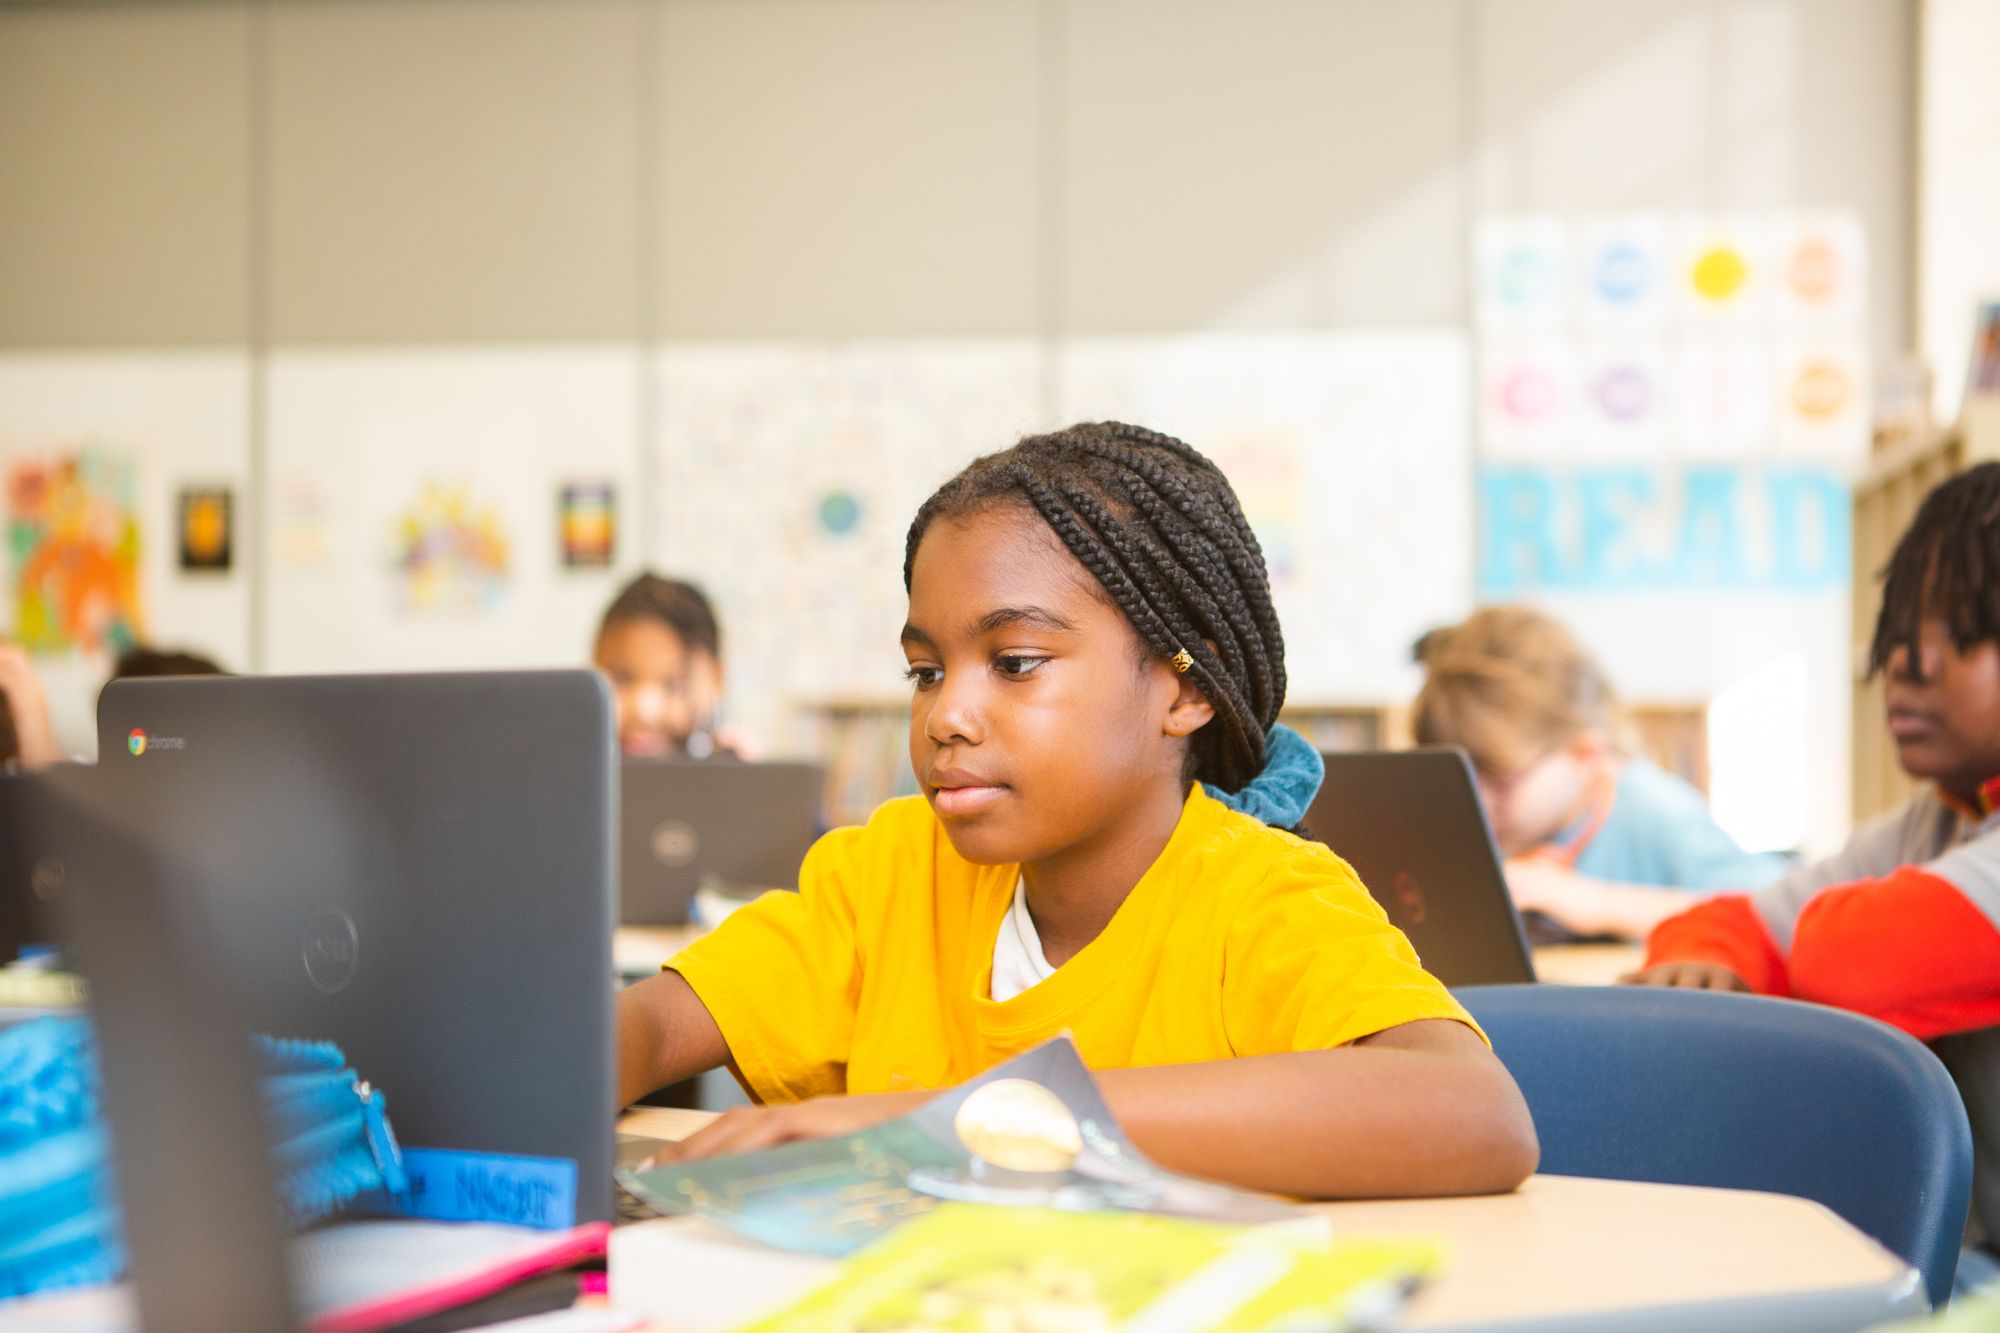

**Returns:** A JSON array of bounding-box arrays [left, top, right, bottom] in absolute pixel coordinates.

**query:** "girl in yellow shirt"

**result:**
[[618, 422, 1537, 1198]]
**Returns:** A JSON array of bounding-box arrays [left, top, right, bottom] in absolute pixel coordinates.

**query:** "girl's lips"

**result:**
[[1887, 710, 1936, 742], [932, 784, 1009, 817]]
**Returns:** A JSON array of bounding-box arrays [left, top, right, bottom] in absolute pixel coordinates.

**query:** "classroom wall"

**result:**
[[1917, 0, 2000, 424], [0, 0, 1914, 856]]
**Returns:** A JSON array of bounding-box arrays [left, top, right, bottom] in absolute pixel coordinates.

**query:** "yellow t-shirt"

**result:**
[[668, 784, 1478, 1103]]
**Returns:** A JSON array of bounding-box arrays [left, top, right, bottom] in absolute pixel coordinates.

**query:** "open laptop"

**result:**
[[37, 762, 301, 1332], [0, 767, 76, 966], [96, 670, 618, 1225], [620, 758, 824, 925], [1304, 748, 1536, 986]]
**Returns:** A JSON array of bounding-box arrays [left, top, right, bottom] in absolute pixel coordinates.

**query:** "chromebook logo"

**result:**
[[126, 728, 184, 755]]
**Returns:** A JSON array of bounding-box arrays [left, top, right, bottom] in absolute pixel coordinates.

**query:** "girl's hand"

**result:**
[[1622, 961, 1751, 991], [0, 644, 61, 768], [652, 1090, 932, 1164]]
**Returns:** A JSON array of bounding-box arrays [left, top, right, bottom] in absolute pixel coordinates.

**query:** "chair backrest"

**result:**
[[1460, 984, 1973, 1309]]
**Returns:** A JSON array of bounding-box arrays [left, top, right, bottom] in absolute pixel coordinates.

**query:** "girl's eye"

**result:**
[[994, 655, 1048, 680], [903, 665, 943, 689]]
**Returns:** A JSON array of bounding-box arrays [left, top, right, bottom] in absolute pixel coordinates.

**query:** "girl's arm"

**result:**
[[1099, 1019, 1536, 1197], [617, 970, 731, 1107], [654, 1018, 1538, 1199]]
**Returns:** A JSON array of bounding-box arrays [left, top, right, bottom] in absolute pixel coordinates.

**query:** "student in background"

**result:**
[[592, 574, 751, 760], [1413, 606, 1787, 940], [0, 643, 60, 771], [112, 645, 226, 679], [618, 422, 1537, 1198], [1632, 462, 2000, 1243]]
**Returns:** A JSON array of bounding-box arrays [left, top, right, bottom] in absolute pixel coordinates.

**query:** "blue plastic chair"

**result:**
[[1459, 984, 1973, 1309]]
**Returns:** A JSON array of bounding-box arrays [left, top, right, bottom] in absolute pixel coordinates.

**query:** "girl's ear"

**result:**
[[1162, 640, 1219, 738], [1164, 676, 1217, 738]]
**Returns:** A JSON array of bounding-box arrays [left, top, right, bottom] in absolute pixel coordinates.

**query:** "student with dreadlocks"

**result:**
[[617, 422, 1538, 1197], [1632, 461, 2000, 1237]]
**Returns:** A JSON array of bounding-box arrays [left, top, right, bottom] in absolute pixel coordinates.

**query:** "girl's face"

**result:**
[[1883, 618, 2000, 801], [902, 506, 1213, 867], [595, 618, 717, 758]]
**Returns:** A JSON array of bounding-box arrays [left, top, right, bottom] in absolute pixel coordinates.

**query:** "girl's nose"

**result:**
[[924, 677, 985, 746], [631, 683, 668, 723]]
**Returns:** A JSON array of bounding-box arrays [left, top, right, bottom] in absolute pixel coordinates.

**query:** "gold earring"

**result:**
[[1170, 649, 1193, 674]]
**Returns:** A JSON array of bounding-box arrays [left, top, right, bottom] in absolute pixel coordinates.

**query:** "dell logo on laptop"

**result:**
[[651, 820, 698, 867], [302, 908, 360, 994]]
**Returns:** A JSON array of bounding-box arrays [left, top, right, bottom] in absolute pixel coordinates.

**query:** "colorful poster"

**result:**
[[1968, 302, 2000, 400], [1580, 342, 1669, 453], [1479, 338, 1579, 459], [177, 487, 232, 573], [5, 450, 144, 656], [0, 353, 250, 751], [1778, 344, 1869, 464], [1477, 217, 1570, 328], [559, 481, 617, 569], [390, 480, 512, 616], [264, 347, 640, 674], [1674, 218, 1772, 325], [1775, 214, 1867, 330], [1579, 216, 1669, 328]]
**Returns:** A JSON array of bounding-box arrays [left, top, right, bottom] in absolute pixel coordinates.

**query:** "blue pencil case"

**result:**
[[0, 1016, 408, 1304]]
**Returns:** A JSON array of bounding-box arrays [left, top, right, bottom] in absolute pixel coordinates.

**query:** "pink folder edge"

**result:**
[[310, 1221, 614, 1333]]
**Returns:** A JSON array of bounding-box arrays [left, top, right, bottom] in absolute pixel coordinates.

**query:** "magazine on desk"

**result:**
[[616, 1036, 1301, 1258], [613, 1039, 1443, 1332]]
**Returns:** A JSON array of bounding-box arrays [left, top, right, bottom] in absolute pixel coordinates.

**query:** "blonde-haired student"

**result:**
[[618, 423, 1536, 1199], [1413, 606, 1787, 940]]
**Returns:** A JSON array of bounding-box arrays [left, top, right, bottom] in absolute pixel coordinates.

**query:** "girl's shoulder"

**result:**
[[1179, 789, 1369, 902]]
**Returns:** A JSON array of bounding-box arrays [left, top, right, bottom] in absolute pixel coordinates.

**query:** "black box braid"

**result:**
[[1869, 460, 2000, 682], [904, 421, 1287, 795]]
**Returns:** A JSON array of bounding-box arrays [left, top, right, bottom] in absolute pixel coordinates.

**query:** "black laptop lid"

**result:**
[[619, 759, 824, 925], [1304, 748, 1536, 987], [97, 670, 617, 1224], [42, 763, 299, 1333], [0, 766, 82, 964]]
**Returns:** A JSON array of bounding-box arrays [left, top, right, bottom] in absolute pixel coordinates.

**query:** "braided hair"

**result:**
[[1869, 461, 2000, 681], [903, 421, 1287, 794]]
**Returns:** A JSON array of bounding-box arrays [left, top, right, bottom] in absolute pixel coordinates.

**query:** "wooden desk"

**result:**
[[1530, 942, 1646, 986], [615, 925, 704, 977], [613, 1110, 1921, 1332]]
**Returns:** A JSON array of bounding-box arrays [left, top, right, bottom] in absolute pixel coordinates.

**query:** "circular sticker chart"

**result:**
[[816, 490, 862, 536], [1789, 360, 1853, 422], [1691, 246, 1749, 303], [1595, 365, 1654, 423]]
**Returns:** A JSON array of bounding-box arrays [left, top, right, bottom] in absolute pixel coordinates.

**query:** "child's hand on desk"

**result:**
[[1621, 961, 1751, 991], [1502, 856, 1595, 932], [655, 1090, 933, 1163]]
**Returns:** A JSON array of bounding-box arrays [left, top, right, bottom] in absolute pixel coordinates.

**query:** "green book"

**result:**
[[740, 1203, 1442, 1333]]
